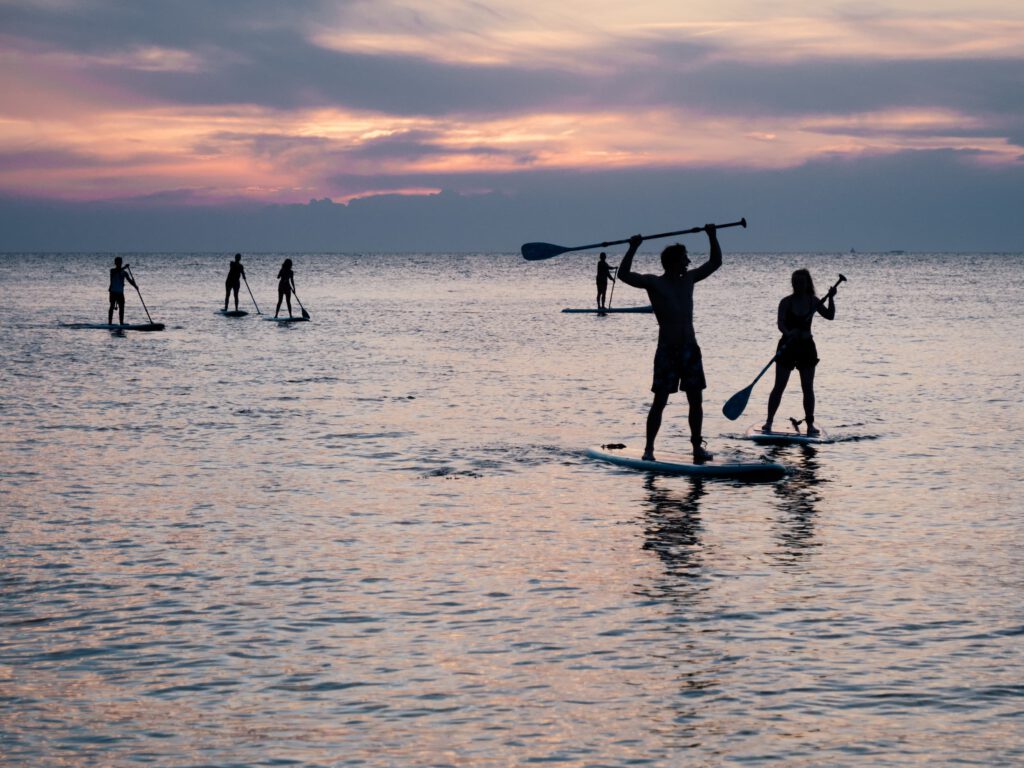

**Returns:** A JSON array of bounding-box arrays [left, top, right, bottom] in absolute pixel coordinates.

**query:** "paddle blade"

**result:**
[[521, 242, 573, 261], [722, 385, 753, 421]]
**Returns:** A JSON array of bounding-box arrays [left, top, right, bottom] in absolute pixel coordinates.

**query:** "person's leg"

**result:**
[[275, 291, 283, 317], [685, 388, 713, 463], [685, 388, 703, 445], [108, 294, 115, 325], [224, 283, 231, 311], [285, 292, 292, 317], [763, 364, 792, 431], [117, 296, 125, 324], [232, 284, 240, 310], [644, 391, 670, 461], [799, 366, 817, 434]]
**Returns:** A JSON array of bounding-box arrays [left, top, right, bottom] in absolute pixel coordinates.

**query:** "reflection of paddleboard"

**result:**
[[586, 444, 786, 481], [61, 321, 165, 332], [561, 306, 653, 313], [264, 316, 309, 323], [742, 424, 828, 445], [216, 309, 249, 317]]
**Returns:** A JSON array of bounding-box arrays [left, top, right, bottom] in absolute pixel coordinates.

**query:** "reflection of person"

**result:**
[[762, 269, 837, 436], [108, 256, 137, 325], [596, 252, 616, 310], [275, 258, 294, 318], [642, 476, 706, 581], [224, 253, 246, 311], [617, 225, 721, 464]]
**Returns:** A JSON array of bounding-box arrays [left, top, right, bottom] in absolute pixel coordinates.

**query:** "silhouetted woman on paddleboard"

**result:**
[[762, 269, 836, 436], [275, 258, 295, 318]]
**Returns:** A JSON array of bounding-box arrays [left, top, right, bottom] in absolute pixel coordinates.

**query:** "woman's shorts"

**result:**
[[776, 336, 818, 371]]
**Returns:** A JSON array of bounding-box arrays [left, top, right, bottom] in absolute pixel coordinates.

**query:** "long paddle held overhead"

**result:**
[[722, 274, 846, 421], [521, 218, 747, 261]]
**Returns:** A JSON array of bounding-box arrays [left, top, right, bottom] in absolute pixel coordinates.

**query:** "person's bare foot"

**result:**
[[642, 449, 655, 461]]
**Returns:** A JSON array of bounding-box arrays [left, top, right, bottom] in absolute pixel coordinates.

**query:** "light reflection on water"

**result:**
[[1, 251, 1022, 766]]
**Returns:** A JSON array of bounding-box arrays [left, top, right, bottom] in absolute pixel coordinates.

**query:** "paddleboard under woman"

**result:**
[[762, 268, 836, 436], [224, 253, 246, 311], [275, 258, 295, 318]]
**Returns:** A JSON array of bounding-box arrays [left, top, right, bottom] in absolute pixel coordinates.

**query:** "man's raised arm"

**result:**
[[689, 224, 722, 282], [616, 234, 646, 288]]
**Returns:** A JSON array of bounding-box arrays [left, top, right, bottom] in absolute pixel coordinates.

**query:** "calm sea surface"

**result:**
[[1, 251, 1022, 767]]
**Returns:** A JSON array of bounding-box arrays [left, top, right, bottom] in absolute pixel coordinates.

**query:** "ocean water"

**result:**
[[0, 250, 1021, 767]]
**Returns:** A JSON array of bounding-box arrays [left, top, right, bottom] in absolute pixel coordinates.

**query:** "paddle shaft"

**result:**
[[522, 217, 746, 260], [243, 274, 261, 314], [590, 218, 747, 251], [291, 282, 310, 319], [126, 266, 155, 324]]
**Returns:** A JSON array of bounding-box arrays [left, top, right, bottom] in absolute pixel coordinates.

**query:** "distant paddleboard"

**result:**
[[586, 444, 786, 481], [561, 306, 653, 314], [216, 309, 249, 317], [61, 321, 165, 332], [742, 424, 829, 445], [264, 316, 309, 323]]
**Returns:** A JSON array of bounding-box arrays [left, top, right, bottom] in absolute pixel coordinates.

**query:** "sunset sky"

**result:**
[[2, 0, 1022, 251]]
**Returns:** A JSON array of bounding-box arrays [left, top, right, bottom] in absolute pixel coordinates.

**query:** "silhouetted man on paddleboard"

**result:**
[[108, 256, 137, 325], [618, 225, 721, 464], [596, 252, 615, 310], [224, 253, 246, 311]]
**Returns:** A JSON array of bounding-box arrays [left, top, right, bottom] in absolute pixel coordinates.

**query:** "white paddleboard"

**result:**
[[742, 424, 828, 445], [216, 309, 249, 317], [586, 444, 786, 481], [561, 306, 653, 314], [61, 321, 165, 332], [264, 316, 309, 323]]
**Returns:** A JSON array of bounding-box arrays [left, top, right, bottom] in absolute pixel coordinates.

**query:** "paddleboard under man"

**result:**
[[617, 224, 721, 464]]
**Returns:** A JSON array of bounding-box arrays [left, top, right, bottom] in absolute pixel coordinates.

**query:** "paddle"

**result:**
[[606, 265, 618, 312], [292, 282, 311, 320], [521, 218, 747, 261], [126, 265, 157, 325], [722, 274, 847, 421], [243, 274, 261, 314]]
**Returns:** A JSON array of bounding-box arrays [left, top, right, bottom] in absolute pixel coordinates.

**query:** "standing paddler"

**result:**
[[108, 256, 137, 325], [761, 269, 837, 436], [224, 253, 246, 312], [275, 258, 295, 318], [596, 252, 616, 311], [617, 224, 722, 464]]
